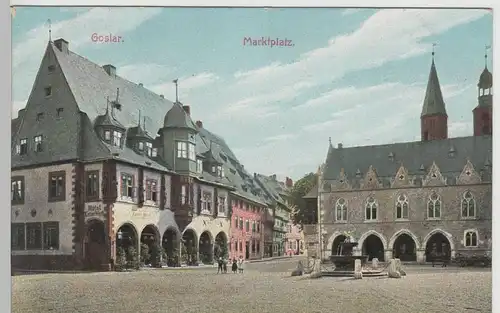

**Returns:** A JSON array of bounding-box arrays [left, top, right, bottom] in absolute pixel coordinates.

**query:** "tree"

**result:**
[[290, 172, 317, 226]]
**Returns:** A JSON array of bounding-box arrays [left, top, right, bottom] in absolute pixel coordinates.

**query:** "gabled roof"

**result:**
[[303, 184, 318, 199], [421, 57, 447, 117], [254, 173, 290, 207], [163, 101, 197, 130]]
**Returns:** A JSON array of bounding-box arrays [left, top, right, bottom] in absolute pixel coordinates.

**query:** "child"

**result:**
[[232, 258, 238, 273], [223, 258, 228, 273], [238, 256, 245, 273]]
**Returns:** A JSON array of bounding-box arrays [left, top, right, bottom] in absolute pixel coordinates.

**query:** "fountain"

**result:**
[[328, 240, 368, 273]]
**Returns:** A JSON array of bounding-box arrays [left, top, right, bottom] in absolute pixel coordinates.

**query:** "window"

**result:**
[[43, 222, 59, 250], [104, 130, 111, 141], [34, 135, 43, 152], [26, 223, 42, 250], [181, 185, 187, 205], [146, 179, 158, 203], [461, 191, 476, 218], [85, 171, 99, 201], [138, 141, 144, 151], [56, 108, 64, 117], [197, 159, 203, 174], [365, 197, 377, 220], [252, 221, 256, 232], [245, 220, 250, 232], [239, 218, 243, 229], [335, 198, 348, 221], [211, 165, 216, 174], [396, 194, 409, 219], [177, 141, 188, 158], [19, 138, 28, 155], [464, 230, 478, 247], [146, 142, 153, 157], [201, 191, 212, 213], [427, 192, 441, 219], [257, 242, 260, 253], [188, 143, 196, 161], [113, 131, 122, 147], [121, 174, 134, 198], [48, 65, 56, 72], [152, 148, 158, 158], [11, 223, 25, 250], [239, 241, 242, 251], [36, 113, 44, 121], [11, 176, 24, 205], [217, 165, 223, 177], [48, 171, 66, 202], [217, 196, 226, 215], [44, 86, 52, 97], [257, 222, 260, 232]]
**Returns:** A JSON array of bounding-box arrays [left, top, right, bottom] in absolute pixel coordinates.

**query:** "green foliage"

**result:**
[[150, 243, 163, 268], [115, 246, 127, 271], [140, 243, 150, 265], [126, 246, 139, 270], [290, 172, 317, 225]]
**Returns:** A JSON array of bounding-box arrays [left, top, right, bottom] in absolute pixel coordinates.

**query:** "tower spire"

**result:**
[[484, 45, 491, 68], [431, 43, 436, 62], [173, 79, 179, 102], [47, 19, 52, 42]]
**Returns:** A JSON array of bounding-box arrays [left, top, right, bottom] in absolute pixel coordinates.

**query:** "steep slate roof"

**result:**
[[254, 174, 290, 206], [303, 184, 318, 199], [323, 135, 492, 182], [421, 58, 447, 116], [163, 102, 197, 130]]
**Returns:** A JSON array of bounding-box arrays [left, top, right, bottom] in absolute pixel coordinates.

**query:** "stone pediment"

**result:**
[[457, 159, 481, 185], [422, 162, 446, 186]]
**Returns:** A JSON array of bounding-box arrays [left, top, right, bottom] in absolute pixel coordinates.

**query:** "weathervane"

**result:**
[[485, 44, 491, 67], [47, 19, 52, 42], [172, 79, 179, 102]]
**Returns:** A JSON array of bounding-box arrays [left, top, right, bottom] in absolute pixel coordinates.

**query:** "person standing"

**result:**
[[232, 258, 238, 273], [238, 256, 245, 273], [223, 257, 228, 273], [217, 257, 223, 274]]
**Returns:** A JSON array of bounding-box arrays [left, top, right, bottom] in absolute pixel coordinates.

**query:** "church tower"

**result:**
[[421, 50, 448, 141], [473, 49, 493, 136]]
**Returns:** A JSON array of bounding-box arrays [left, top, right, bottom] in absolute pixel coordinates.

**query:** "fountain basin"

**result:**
[[329, 255, 369, 272]]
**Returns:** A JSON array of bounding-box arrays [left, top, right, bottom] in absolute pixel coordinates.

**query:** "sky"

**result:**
[[11, 7, 493, 181]]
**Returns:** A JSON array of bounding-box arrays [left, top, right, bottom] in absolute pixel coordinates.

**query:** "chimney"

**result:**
[[17, 108, 26, 119], [160, 95, 164, 99], [285, 177, 293, 188], [337, 143, 343, 149], [102, 64, 116, 77], [182, 105, 191, 115], [54, 38, 69, 53], [139, 83, 143, 87], [196, 120, 203, 128]]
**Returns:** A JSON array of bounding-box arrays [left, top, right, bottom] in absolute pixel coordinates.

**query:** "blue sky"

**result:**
[[11, 7, 492, 180]]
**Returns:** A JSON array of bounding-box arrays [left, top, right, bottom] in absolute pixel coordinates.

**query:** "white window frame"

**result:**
[[188, 143, 196, 161], [365, 197, 378, 221], [152, 148, 158, 157], [113, 131, 122, 147], [177, 141, 188, 159], [181, 185, 187, 205], [464, 229, 478, 247], [335, 198, 347, 221], [34, 135, 43, 152], [120, 174, 134, 199], [427, 192, 442, 219], [217, 196, 226, 215], [461, 191, 476, 218], [216, 165, 223, 178], [104, 130, 111, 141], [145, 142, 153, 156], [396, 194, 409, 220], [201, 191, 212, 213], [197, 159, 203, 173]]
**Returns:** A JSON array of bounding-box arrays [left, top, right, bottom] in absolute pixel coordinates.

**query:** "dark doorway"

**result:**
[[392, 234, 417, 261], [245, 241, 250, 259], [214, 232, 228, 259], [198, 231, 213, 264], [362, 234, 385, 261], [182, 229, 197, 265], [116, 223, 138, 268], [162, 228, 179, 267], [85, 220, 107, 270], [425, 233, 451, 262], [140, 225, 160, 266], [331, 235, 347, 256]]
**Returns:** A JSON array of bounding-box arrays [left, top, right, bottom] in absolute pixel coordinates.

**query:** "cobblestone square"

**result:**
[[12, 260, 492, 313]]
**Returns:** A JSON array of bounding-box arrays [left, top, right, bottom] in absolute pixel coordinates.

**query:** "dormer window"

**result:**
[[146, 142, 153, 157], [104, 130, 111, 141], [152, 148, 157, 157], [197, 159, 203, 174], [138, 141, 144, 151], [112, 131, 122, 147], [217, 166, 223, 178], [211, 165, 216, 173]]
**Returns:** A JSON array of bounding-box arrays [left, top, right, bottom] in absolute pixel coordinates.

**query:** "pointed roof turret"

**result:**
[[128, 110, 153, 140], [478, 47, 493, 90], [94, 97, 126, 130], [421, 51, 447, 117]]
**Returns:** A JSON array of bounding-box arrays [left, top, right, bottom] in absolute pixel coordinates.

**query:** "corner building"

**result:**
[[311, 53, 492, 263], [10, 38, 274, 270]]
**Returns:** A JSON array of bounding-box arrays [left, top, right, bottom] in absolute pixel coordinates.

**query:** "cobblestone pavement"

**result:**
[[12, 259, 492, 313]]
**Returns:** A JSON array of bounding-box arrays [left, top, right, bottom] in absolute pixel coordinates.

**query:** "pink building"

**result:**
[[229, 198, 264, 260], [285, 222, 304, 256]]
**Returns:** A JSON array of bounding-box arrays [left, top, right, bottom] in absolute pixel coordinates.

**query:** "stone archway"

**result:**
[[162, 228, 180, 267], [214, 231, 228, 259], [331, 235, 347, 256], [424, 229, 453, 262], [199, 231, 214, 264], [182, 229, 197, 265], [359, 231, 386, 261], [389, 229, 421, 262], [85, 219, 107, 270], [140, 224, 160, 267], [116, 223, 139, 269]]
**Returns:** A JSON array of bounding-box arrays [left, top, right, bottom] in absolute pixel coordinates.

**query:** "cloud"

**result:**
[[118, 64, 174, 86], [449, 121, 474, 137], [149, 72, 220, 101], [263, 133, 297, 143], [341, 8, 365, 16]]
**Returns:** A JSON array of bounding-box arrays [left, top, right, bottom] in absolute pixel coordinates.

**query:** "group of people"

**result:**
[[217, 256, 245, 274]]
